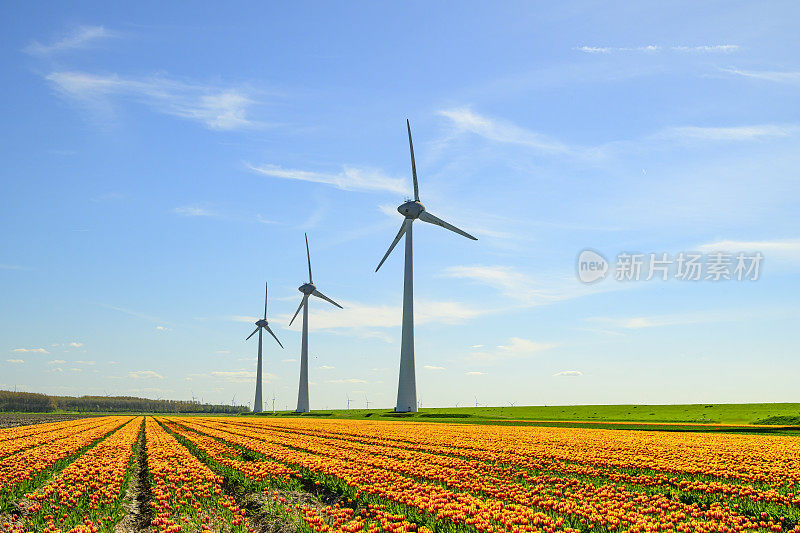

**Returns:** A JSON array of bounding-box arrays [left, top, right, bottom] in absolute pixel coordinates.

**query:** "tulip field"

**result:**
[[1, 416, 799, 533]]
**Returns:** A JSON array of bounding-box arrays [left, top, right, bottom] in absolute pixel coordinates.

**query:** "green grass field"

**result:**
[[252, 403, 800, 434]]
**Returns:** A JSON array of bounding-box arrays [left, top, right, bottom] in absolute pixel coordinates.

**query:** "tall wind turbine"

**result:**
[[376, 119, 478, 413], [289, 233, 342, 413], [245, 282, 284, 413]]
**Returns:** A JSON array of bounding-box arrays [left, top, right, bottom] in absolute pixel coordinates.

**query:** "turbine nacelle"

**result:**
[[298, 282, 316, 295], [398, 200, 425, 219], [255, 319, 268, 328]]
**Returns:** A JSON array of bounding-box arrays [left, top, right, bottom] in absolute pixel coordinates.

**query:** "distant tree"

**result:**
[[0, 390, 249, 414]]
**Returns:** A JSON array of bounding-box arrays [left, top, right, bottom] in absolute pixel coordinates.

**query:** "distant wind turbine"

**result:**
[[376, 119, 478, 412], [346, 393, 352, 410], [364, 394, 371, 409], [245, 282, 284, 413], [289, 233, 342, 413]]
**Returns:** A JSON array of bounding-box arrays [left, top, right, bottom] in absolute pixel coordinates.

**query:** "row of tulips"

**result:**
[[243, 418, 800, 490], [144, 417, 255, 532], [0, 417, 132, 512], [175, 418, 800, 533], [20, 416, 144, 532], [0, 417, 117, 461], [234, 419, 800, 513], [160, 419, 298, 486]]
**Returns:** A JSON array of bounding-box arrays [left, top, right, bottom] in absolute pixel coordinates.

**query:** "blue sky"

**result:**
[[1, 1, 799, 409]]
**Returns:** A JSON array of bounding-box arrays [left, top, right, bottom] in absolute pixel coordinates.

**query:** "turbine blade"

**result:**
[[407, 119, 419, 201], [375, 219, 409, 272], [419, 211, 477, 240], [245, 327, 259, 341], [264, 324, 284, 349], [289, 296, 306, 326], [305, 233, 313, 283], [312, 289, 343, 309], [264, 281, 268, 320]]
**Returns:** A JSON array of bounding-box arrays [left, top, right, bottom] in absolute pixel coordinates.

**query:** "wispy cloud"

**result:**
[[466, 371, 487, 376], [471, 337, 556, 361], [68, 342, 83, 348], [45, 71, 258, 130], [48, 359, 66, 365], [554, 370, 582, 377], [275, 299, 485, 335], [721, 67, 800, 84], [6, 359, 24, 364], [658, 125, 800, 141], [210, 370, 275, 383], [129, 370, 163, 379], [438, 108, 570, 154], [445, 265, 612, 308], [246, 164, 406, 194], [12, 347, 49, 354], [173, 206, 216, 217], [25, 25, 115, 56], [576, 44, 738, 54], [326, 378, 367, 384], [423, 365, 445, 370], [698, 239, 800, 264], [74, 360, 95, 365], [99, 304, 160, 322]]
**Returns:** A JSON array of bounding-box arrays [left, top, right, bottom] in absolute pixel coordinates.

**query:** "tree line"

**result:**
[[0, 390, 249, 413]]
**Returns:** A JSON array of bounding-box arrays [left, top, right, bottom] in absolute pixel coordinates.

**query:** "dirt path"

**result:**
[[115, 425, 153, 533]]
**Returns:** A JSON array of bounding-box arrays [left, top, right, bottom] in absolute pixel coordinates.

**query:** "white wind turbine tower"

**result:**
[[289, 233, 343, 413], [376, 119, 478, 412], [245, 282, 284, 413]]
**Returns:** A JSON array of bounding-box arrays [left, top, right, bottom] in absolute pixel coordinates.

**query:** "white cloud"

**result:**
[[446, 265, 610, 308], [211, 370, 273, 383], [68, 341, 83, 348], [277, 299, 484, 336], [576, 44, 737, 54], [317, 365, 335, 370], [70, 368, 82, 373], [45, 71, 257, 130], [326, 378, 367, 384], [438, 108, 569, 154], [13, 348, 49, 354], [6, 359, 24, 364], [173, 206, 215, 217], [554, 370, 583, 377], [672, 45, 739, 53], [721, 68, 800, 84], [471, 344, 484, 349], [282, 358, 297, 363], [472, 337, 557, 361], [25, 25, 114, 56], [216, 350, 231, 354], [74, 360, 95, 365], [423, 365, 445, 370], [48, 359, 66, 365], [246, 164, 406, 194], [466, 371, 487, 376], [128, 370, 163, 380], [155, 325, 171, 331], [658, 125, 800, 141]]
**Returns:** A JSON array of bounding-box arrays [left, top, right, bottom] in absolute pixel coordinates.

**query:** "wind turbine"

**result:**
[[346, 393, 352, 410], [289, 233, 343, 413], [245, 282, 284, 413], [376, 119, 478, 412]]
